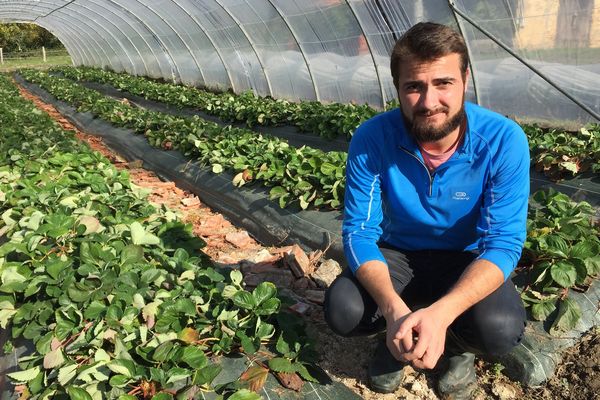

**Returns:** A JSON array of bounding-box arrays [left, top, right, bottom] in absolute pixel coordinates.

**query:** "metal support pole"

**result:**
[[0, 48, 3, 65], [42, 46, 47, 62]]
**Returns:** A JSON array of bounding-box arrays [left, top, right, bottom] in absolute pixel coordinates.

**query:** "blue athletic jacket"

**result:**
[[342, 102, 530, 280]]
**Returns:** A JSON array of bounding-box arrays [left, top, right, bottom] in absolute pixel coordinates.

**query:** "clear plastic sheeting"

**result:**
[[1, 0, 599, 124]]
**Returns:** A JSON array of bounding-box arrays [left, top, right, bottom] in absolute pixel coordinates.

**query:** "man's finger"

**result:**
[[409, 330, 430, 360], [400, 330, 415, 354]]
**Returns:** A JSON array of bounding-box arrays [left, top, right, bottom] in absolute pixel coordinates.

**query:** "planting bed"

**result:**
[[0, 74, 361, 399]]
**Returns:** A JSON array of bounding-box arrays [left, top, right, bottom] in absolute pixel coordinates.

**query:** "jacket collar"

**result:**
[[395, 102, 475, 162]]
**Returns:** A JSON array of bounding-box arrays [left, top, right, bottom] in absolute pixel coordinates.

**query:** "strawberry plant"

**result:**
[[519, 189, 599, 334], [20, 69, 347, 211], [0, 74, 318, 399], [52, 66, 600, 181], [525, 124, 600, 180]]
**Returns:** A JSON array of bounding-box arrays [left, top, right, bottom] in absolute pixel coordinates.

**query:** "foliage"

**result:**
[[21, 69, 347, 210], [53, 66, 600, 181], [53, 66, 377, 140], [0, 23, 63, 52], [519, 189, 599, 334], [524, 124, 600, 180], [0, 74, 316, 398]]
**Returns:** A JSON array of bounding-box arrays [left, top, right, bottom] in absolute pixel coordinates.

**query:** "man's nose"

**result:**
[[419, 86, 439, 111]]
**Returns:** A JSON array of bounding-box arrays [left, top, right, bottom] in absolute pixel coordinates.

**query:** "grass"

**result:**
[[0, 53, 72, 72]]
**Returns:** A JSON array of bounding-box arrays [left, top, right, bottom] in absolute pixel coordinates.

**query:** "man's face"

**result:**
[[396, 53, 468, 143]]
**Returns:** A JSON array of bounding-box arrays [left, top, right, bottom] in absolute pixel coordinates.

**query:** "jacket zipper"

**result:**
[[399, 147, 434, 196]]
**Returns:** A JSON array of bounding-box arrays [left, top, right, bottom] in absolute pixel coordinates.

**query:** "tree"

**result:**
[[0, 23, 63, 52]]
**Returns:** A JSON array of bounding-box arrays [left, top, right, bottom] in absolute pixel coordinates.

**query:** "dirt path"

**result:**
[[16, 82, 599, 400]]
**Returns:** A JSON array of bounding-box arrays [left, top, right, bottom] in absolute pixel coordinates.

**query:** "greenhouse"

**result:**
[[0, 1, 598, 399]]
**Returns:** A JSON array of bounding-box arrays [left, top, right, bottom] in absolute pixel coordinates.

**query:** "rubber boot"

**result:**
[[437, 352, 478, 400], [367, 340, 405, 394]]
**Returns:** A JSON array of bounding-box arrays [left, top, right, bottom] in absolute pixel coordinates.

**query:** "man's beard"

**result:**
[[403, 103, 466, 143]]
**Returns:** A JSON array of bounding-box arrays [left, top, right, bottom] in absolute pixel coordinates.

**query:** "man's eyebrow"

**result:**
[[433, 77, 457, 83]]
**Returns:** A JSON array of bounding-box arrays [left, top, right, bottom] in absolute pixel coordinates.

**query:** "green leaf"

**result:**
[[269, 186, 286, 199], [276, 334, 290, 355], [166, 368, 191, 384], [569, 240, 599, 259], [7, 366, 41, 382], [320, 162, 337, 176], [252, 282, 276, 306], [181, 346, 208, 369], [550, 298, 582, 335], [151, 394, 173, 400], [257, 298, 280, 315], [584, 255, 600, 275], [109, 374, 131, 388], [107, 359, 136, 378], [268, 357, 295, 373], [212, 164, 223, 173], [130, 222, 160, 246], [84, 301, 106, 320], [531, 299, 557, 321], [550, 261, 577, 288], [192, 363, 222, 385], [230, 270, 243, 287], [120, 244, 145, 265], [237, 332, 256, 355], [232, 291, 256, 310], [58, 364, 79, 386], [294, 363, 318, 382], [67, 386, 93, 400], [153, 341, 175, 362], [228, 389, 261, 400]]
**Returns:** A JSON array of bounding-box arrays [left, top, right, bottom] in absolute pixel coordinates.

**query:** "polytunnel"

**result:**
[[1, 0, 599, 125]]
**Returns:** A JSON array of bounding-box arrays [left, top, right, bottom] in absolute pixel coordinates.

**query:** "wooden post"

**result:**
[[42, 47, 47, 63], [0, 48, 3, 65]]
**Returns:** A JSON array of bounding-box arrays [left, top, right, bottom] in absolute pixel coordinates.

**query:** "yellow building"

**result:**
[[516, 0, 600, 49]]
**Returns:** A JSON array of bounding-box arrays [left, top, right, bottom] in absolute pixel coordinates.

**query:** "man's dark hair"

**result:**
[[390, 22, 469, 90]]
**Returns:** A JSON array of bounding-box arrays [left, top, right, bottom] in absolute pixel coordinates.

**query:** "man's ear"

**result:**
[[464, 68, 470, 93]]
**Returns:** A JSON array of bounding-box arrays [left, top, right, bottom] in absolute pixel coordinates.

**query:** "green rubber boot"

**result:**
[[367, 340, 406, 394], [437, 352, 478, 400]]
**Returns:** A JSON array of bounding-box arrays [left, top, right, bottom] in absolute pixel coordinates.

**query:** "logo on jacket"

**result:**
[[452, 191, 470, 200]]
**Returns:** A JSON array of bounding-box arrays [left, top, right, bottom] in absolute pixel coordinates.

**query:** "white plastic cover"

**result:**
[[1, 0, 598, 124]]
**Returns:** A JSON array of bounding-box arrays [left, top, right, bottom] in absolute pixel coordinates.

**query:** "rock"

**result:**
[[271, 245, 295, 255], [492, 381, 518, 400], [249, 249, 280, 264], [291, 277, 311, 290], [410, 380, 424, 394], [247, 263, 280, 275], [285, 244, 313, 278], [225, 231, 256, 249], [304, 289, 325, 305], [312, 259, 342, 288], [244, 269, 294, 289], [288, 302, 312, 316], [181, 196, 201, 207]]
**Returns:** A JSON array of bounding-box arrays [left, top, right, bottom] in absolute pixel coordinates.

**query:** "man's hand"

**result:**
[[394, 305, 452, 369], [383, 305, 413, 361]]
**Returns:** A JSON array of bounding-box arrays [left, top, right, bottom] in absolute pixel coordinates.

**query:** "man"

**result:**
[[324, 22, 529, 398]]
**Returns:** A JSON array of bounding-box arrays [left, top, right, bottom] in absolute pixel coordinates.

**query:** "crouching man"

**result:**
[[324, 22, 528, 398]]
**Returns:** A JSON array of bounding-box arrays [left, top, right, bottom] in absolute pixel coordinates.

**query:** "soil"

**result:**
[[16, 82, 600, 400]]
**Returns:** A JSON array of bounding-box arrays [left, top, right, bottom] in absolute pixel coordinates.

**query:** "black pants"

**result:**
[[324, 245, 526, 356]]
